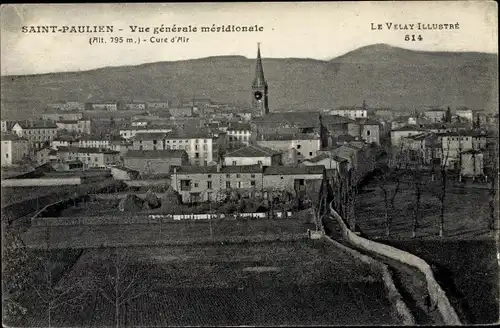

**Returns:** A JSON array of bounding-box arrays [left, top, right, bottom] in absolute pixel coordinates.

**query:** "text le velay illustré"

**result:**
[[371, 22, 460, 30]]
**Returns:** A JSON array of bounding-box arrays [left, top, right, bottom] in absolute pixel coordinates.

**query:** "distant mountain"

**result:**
[[1, 43, 497, 120]]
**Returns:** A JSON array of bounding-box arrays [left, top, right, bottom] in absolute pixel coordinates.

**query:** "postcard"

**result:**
[[1, 2, 498, 327]]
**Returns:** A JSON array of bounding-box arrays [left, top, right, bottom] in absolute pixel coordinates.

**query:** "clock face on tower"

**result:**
[[254, 91, 263, 100]]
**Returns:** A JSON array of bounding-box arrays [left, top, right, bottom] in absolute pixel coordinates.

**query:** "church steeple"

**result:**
[[252, 43, 269, 116]]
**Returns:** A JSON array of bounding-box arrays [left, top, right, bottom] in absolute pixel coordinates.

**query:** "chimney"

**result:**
[[216, 163, 221, 172], [173, 167, 177, 174]]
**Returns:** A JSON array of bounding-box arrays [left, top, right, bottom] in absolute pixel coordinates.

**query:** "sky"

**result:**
[[1, 1, 498, 76]]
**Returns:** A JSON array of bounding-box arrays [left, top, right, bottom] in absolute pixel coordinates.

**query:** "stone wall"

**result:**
[[328, 201, 461, 325]]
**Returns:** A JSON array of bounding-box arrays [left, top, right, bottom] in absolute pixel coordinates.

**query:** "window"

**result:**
[[173, 140, 176, 143], [297, 152, 301, 156], [250, 180, 256, 186], [194, 182, 199, 187], [196, 139, 199, 143], [166, 140, 170, 143], [366, 130, 371, 136], [203, 144, 208, 151], [204, 161, 207, 166], [195, 145, 199, 150], [237, 181, 242, 188], [232, 160, 237, 165], [236, 174, 241, 178], [226, 174, 230, 178], [257, 160, 262, 165], [207, 181, 212, 189], [204, 139, 207, 143], [251, 174, 255, 178], [309, 152, 313, 156], [297, 144, 301, 149], [195, 152, 199, 158], [180, 180, 191, 191], [208, 174, 212, 178], [153, 140, 157, 144], [226, 181, 231, 189]]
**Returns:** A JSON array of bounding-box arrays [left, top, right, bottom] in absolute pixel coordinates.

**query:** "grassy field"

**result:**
[[15, 240, 403, 326], [355, 181, 493, 240], [381, 239, 499, 324], [22, 218, 316, 249]]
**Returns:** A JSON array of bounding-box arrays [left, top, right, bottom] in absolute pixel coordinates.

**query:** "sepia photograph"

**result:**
[[1, 2, 499, 326]]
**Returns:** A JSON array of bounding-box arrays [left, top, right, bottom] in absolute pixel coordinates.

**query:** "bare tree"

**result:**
[[28, 258, 88, 328], [433, 136, 452, 237], [88, 248, 152, 328], [407, 149, 425, 238], [374, 148, 407, 238]]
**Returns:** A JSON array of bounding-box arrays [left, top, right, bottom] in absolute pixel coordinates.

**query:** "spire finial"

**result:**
[[253, 43, 266, 87]]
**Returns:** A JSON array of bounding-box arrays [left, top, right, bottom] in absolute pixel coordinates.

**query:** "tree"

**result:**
[[431, 136, 452, 237], [28, 225, 88, 328], [87, 248, 153, 328], [407, 150, 425, 238]]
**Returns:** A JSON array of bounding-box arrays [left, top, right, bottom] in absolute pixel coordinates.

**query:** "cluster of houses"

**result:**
[[389, 106, 496, 178], [2, 46, 497, 207]]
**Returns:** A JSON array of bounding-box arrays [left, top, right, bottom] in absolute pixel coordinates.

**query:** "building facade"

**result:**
[[56, 147, 120, 168], [124, 149, 189, 176], [1, 134, 29, 167], [11, 121, 58, 150], [223, 144, 281, 166], [256, 134, 321, 160]]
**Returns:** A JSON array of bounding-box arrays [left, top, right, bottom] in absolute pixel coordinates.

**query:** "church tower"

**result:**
[[252, 43, 269, 116]]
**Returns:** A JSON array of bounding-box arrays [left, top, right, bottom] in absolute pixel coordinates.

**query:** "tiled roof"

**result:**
[[304, 153, 348, 164], [16, 120, 58, 129], [125, 149, 187, 159], [391, 126, 428, 132], [420, 122, 469, 129], [263, 165, 325, 175], [165, 129, 213, 139], [226, 123, 251, 131], [425, 108, 446, 112], [225, 144, 279, 157], [336, 135, 357, 143], [335, 106, 365, 111], [355, 118, 380, 125], [253, 112, 322, 127], [170, 164, 263, 175], [436, 130, 488, 137], [57, 120, 79, 124], [322, 114, 356, 125], [259, 133, 319, 141], [132, 132, 168, 141], [111, 165, 140, 173], [302, 153, 330, 163], [57, 146, 119, 154], [1, 133, 26, 141], [405, 133, 429, 141], [54, 135, 79, 142]]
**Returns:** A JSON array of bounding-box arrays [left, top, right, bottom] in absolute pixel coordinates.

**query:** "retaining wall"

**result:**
[[328, 201, 461, 325], [31, 211, 293, 226], [323, 235, 415, 325], [2, 177, 82, 187]]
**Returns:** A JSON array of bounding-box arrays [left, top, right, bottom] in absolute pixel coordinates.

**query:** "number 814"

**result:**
[[405, 35, 423, 41]]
